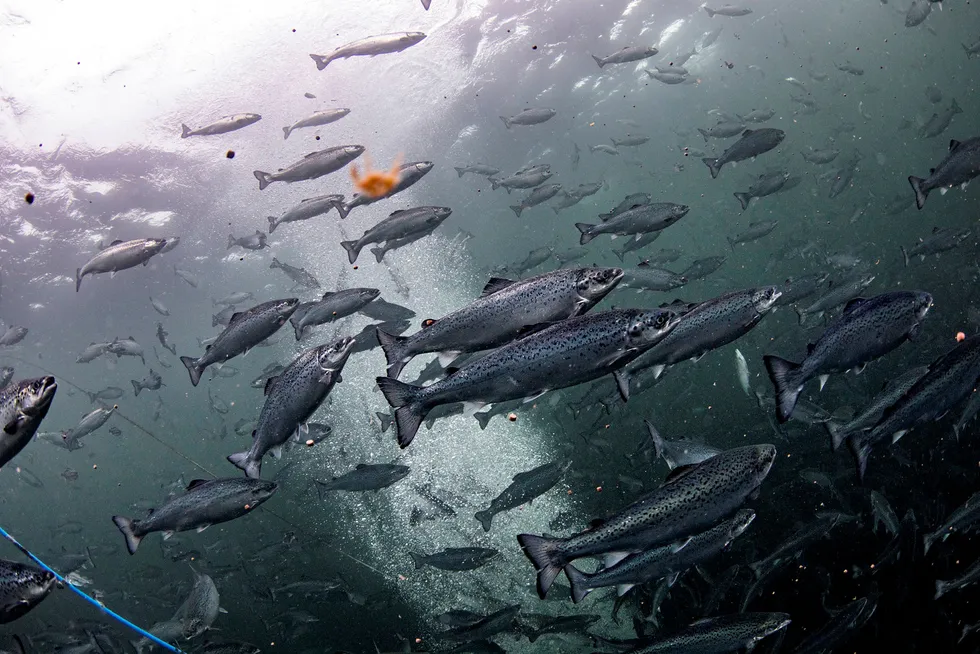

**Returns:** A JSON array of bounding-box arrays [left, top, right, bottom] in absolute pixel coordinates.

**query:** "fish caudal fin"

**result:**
[[474, 509, 493, 532], [409, 552, 426, 570], [474, 411, 491, 430], [575, 223, 596, 245], [375, 377, 428, 448], [180, 124, 192, 138], [517, 533, 565, 599], [253, 170, 273, 191], [282, 126, 291, 140], [267, 217, 277, 234], [310, 54, 329, 70], [702, 157, 721, 179], [591, 54, 605, 68], [734, 192, 751, 211], [847, 433, 873, 483], [112, 516, 142, 555], [563, 564, 593, 604], [704, 6, 716, 17], [370, 247, 386, 263], [763, 355, 803, 423], [909, 176, 929, 210], [824, 420, 848, 451], [131, 380, 141, 397], [901, 246, 910, 267], [227, 451, 261, 479], [375, 328, 411, 379], [510, 205, 524, 218], [75, 268, 83, 292], [499, 116, 511, 129], [340, 240, 362, 264], [180, 356, 203, 387]]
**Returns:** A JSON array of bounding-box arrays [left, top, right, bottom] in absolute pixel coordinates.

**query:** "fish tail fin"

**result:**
[[180, 124, 191, 138], [748, 561, 764, 579], [409, 552, 426, 570], [376, 411, 393, 433], [253, 170, 272, 191], [697, 128, 710, 143], [474, 509, 493, 532], [131, 380, 141, 397], [734, 192, 751, 212], [370, 247, 385, 263], [704, 6, 716, 17], [310, 54, 329, 70], [75, 268, 83, 292], [454, 167, 466, 178], [474, 411, 491, 430], [644, 419, 665, 462], [702, 157, 721, 178], [179, 356, 203, 387], [795, 307, 807, 326], [227, 234, 236, 249], [112, 516, 142, 555], [269, 258, 280, 269], [375, 328, 411, 379], [267, 217, 277, 234], [490, 178, 501, 190], [510, 205, 524, 218], [763, 355, 803, 423], [824, 420, 848, 451], [908, 176, 928, 210], [951, 98, 962, 114], [564, 563, 593, 603], [340, 240, 361, 264], [613, 249, 625, 262], [499, 116, 511, 129], [591, 54, 605, 68], [227, 451, 260, 479], [517, 533, 565, 599], [375, 377, 427, 447], [901, 246, 910, 267], [575, 223, 596, 245], [335, 203, 351, 220], [847, 433, 872, 483], [935, 580, 948, 600], [282, 126, 291, 140], [923, 532, 938, 556]]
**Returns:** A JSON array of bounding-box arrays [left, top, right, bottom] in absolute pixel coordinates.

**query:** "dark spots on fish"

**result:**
[[24, 192, 34, 204], [226, 150, 235, 159]]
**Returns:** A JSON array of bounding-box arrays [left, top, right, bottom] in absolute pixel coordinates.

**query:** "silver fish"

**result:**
[[253, 145, 365, 190], [180, 113, 261, 138], [76, 238, 167, 292], [309, 32, 426, 70], [282, 108, 350, 139]]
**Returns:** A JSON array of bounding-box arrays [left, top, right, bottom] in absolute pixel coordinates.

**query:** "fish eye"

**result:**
[[654, 314, 667, 328]]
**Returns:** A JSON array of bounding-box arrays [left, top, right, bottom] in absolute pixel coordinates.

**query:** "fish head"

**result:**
[[433, 206, 453, 220], [576, 267, 624, 299], [729, 509, 757, 538], [912, 291, 934, 320], [1, 563, 55, 619], [358, 288, 383, 304], [750, 444, 778, 480], [759, 613, 793, 639], [274, 298, 302, 322], [413, 161, 435, 175], [751, 286, 782, 313], [670, 204, 691, 220], [145, 239, 169, 255], [627, 308, 681, 347], [247, 479, 279, 504], [345, 145, 366, 158], [317, 336, 357, 372], [14, 376, 58, 418], [404, 32, 427, 44]]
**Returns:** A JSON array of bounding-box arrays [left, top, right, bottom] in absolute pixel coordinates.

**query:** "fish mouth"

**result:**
[[34, 377, 58, 409]]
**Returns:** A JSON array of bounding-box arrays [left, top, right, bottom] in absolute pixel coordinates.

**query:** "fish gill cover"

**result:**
[[0, 0, 978, 652]]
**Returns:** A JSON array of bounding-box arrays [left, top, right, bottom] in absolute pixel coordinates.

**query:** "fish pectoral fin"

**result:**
[[271, 445, 283, 459], [670, 537, 692, 553], [602, 551, 631, 568], [219, 607, 229, 614], [613, 370, 630, 401], [818, 374, 830, 391], [437, 351, 462, 367], [318, 371, 336, 384], [522, 391, 548, 404], [195, 524, 211, 533], [162, 531, 175, 540], [3, 417, 23, 435]]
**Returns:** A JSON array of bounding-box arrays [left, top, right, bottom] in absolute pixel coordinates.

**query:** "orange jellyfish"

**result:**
[[350, 153, 402, 198]]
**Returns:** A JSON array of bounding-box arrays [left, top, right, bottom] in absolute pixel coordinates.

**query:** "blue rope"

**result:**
[[0, 525, 186, 653]]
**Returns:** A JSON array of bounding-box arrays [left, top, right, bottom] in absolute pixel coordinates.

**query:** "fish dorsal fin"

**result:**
[[932, 226, 941, 234], [421, 318, 436, 329], [480, 277, 516, 297], [638, 261, 651, 269], [303, 151, 320, 159], [389, 209, 409, 216], [807, 342, 816, 355], [128, 336, 136, 341], [110, 239, 124, 246], [842, 297, 867, 314], [930, 168, 936, 175], [186, 479, 209, 491], [444, 366, 461, 376], [949, 139, 962, 152], [264, 375, 280, 396], [516, 322, 558, 337], [321, 291, 335, 299], [588, 518, 606, 530], [742, 129, 755, 137], [254, 230, 263, 236], [663, 464, 696, 485], [355, 463, 368, 469], [228, 311, 245, 324]]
